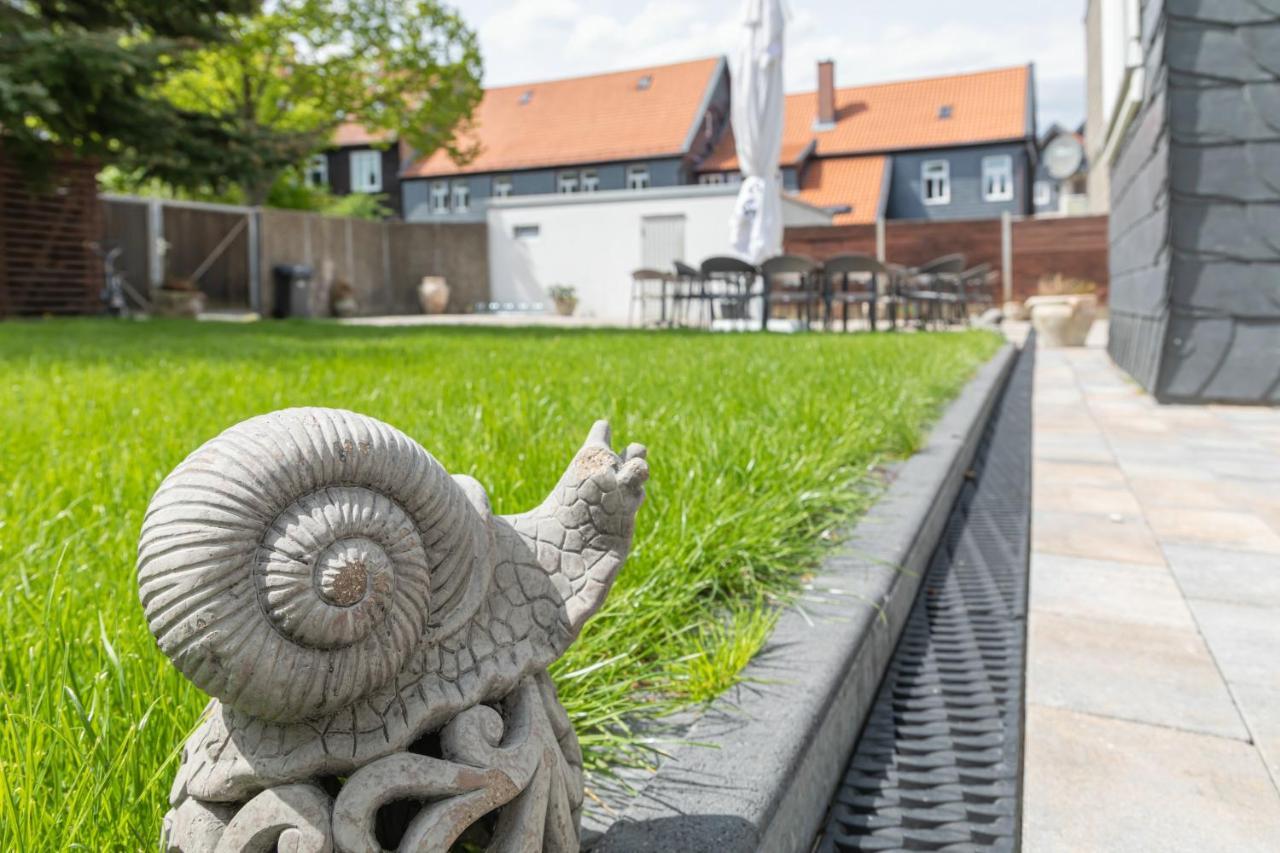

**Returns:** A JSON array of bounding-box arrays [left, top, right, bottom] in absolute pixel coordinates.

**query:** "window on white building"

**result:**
[[493, 175, 513, 198], [306, 155, 329, 188], [431, 181, 449, 213], [698, 173, 725, 185], [626, 164, 650, 190], [982, 155, 1014, 202], [452, 181, 470, 212], [580, 169, 599, 192], [1034, 180, 1052, 207], [921, 160, 950, 205], [557, 171, 578, 194], [513, 224, 539, 239], [349, 150, 382, 192]]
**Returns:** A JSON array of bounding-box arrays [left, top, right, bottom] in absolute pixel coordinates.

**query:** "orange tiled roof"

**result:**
[[792, 156, 887, 225], [403, 57, 722, 178], [699, 65, 1031, 172], [333, 121, 394, 147]]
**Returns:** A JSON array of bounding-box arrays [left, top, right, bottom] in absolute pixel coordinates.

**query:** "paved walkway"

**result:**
[[1021, 331, 1280, 850]]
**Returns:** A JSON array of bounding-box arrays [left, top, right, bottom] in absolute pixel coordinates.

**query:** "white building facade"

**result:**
[[486, 184, 831, 322]]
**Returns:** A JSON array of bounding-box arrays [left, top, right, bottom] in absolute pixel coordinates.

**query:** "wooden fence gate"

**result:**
[[101, 195, 259, 311]]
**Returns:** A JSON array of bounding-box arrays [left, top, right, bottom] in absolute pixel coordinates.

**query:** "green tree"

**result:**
[[0, 0, 261, 187], [162, 0, 483, 204]]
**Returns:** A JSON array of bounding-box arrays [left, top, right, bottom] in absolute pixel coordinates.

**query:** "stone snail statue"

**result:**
[[136, 408, 648, 852]]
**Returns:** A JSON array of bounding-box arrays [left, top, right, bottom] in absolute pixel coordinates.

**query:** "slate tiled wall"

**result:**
[[1108, 0, 1280, 402]]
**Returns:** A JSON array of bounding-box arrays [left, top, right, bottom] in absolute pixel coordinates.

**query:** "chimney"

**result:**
[[815, 60, 836, 129]]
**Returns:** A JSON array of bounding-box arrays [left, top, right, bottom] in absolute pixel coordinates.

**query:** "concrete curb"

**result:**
[[593, 342, 1017, 853]]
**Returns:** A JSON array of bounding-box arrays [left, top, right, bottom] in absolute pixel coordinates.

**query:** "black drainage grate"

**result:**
[[816, 340, 1035, 853]]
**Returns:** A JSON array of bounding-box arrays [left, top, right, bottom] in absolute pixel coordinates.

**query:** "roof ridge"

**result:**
[[481, 55, 722, 94], [787, 63, 1029, 99]]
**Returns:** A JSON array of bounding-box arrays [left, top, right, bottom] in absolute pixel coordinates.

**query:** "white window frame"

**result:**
[[580, 169, 599, 192], [306, 154, 329, 188], [982, 154, 1014, 202], [1034, 180, 1052, 207], [557, 171, 578, 194], [349, 149, 382, 193], [626, 164, 650, 190], [452, 181, 470, 212], [430, 181, 449, 214], [698, 173, 725, 185], [493, 175, 513, 198], [921, 159, 950, 205]]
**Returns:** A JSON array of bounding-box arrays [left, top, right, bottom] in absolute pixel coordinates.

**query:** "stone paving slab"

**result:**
[[1027, 611, 1249, 740], [1032, 508, 1165, 565], [1022, 327, 1280, 846], [1023, 705, 1280, 853], [1184, 599, 1280, 691], [1163, 543, 1280, 607], [1029, 553, 1196, 630]]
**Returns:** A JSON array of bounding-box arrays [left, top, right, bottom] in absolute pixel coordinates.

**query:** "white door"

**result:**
[[640, 214, 686, 271]]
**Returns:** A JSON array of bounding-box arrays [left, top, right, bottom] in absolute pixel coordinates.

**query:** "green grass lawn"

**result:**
[[0, 319, 999, 849]]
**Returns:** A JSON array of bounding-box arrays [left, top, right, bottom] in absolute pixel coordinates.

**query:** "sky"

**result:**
[[453, 0, 1086, 133]]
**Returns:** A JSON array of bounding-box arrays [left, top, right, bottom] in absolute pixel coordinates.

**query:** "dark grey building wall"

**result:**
[[323, 145, 403, 218], [1107, 0, 1280, 403], [885, 142, 1031, 221], [400, 157, 687, 222]]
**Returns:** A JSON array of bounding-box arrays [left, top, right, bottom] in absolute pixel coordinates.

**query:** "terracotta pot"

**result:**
[[151, 288, 206, 318], [553, 297, 577, 317], [418, 276, 450, 314]]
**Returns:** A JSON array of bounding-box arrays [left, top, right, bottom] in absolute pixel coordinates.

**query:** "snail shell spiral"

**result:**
[[137, 408, 491, 723]]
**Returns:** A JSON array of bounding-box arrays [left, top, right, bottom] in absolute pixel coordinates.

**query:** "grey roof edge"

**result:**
[[591, 341, 1017, 853], [680, 56, 729, 157]]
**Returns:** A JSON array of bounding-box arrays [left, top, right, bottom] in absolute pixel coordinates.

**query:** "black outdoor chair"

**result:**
[[629, 268, 671, 327], [699, 256, 759, 324], [672, 260, 711, 328], [901, 253, 966, 329], [957, 263, 998, 319], [821, 253, 889, 332], [760, 254, 822, 331]]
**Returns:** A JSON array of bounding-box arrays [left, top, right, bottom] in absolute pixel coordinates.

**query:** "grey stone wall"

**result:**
[[1108, 0, 1280, 403]]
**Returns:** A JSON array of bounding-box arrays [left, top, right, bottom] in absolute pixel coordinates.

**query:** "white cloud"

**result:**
[[462, 0, 1084, 129]]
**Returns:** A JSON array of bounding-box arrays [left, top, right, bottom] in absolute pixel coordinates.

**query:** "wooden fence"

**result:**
[[785, 214, 1110, 304], [100, 195, 489, 316], [257, 209, 488, 316], [0, 151, 103, 316]]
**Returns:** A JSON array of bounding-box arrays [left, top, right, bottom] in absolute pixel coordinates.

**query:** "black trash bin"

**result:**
[[272, 264, 314, 318]]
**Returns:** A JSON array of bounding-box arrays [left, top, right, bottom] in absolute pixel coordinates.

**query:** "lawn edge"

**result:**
[[593, 340, 1018, 853]]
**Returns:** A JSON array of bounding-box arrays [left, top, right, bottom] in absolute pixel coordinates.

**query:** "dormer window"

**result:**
[[938, 104, 953, 119], [518, 90, 533, 105], [637, 75, 653, 91], [626, 164, 650, 190]]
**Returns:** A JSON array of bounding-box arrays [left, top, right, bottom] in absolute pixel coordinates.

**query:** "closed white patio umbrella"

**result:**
[[728, 0, 786, 265]]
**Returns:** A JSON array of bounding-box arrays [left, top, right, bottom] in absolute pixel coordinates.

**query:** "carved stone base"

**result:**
[[164, 673, 582, 852]]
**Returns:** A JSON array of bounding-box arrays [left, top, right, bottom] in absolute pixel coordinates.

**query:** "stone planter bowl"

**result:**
[[1026, 294, 1096, 347]]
